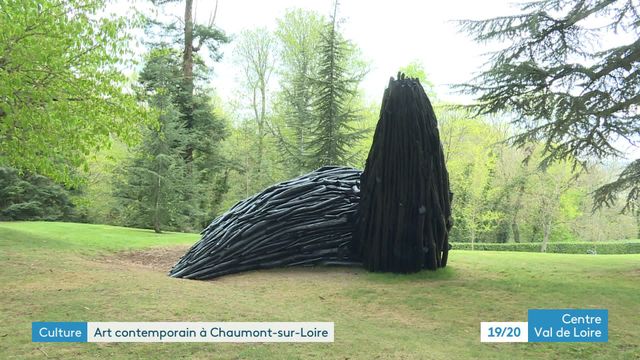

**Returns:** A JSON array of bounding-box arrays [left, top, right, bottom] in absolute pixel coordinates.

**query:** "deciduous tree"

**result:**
[[0, 0, 147, 184], [273, 9, 326, 175]]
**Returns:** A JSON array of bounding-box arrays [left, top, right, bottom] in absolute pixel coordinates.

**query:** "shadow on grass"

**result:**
[[364, 266, 458, 283]]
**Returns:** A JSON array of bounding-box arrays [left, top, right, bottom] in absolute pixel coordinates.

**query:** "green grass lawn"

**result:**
[[1, 221, 638, 359]]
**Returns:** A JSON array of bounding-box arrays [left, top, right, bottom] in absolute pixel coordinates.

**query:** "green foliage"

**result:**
[[114, 49, 192, 233], [229, 28, 286, 199], [114, 104, 190, 233], [188, 93, 229, 227], [138, 47, 184, 96], [144, 1, 229, 67], [144, 0, 229, 171], [559, 187, 584, 220], [213, 7, 372, 216], [309, 4, 367, 167], [458, 0, 640, 211], [0, 167, 75, 221], [594, 159, 640, 212], [72, 139, 129, 225], [5, 1, 634, 245], [398, 60, 436, 98], [138, 46, 228, 161], [112, 45, 228, 232], [452, 240, 640, 254], [436, 108, 504, 245], [347, 100, 380, 168], [435, 107, 637, 245], [272, 9, 326, 175], [0, 0, 148, 184], [218, 115, 287, 212]]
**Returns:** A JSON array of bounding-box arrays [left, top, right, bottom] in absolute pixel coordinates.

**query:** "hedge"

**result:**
[[451, 241, 640, 254]]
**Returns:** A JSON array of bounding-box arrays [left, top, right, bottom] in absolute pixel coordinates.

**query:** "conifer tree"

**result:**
[[115, 48, 195, 232], [309, 1, 366, 168], [458, 0, 640, 211], [115, 50, 191, 232]]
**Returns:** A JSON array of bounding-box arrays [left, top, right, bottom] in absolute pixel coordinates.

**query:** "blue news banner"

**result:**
[[480, 309, 608, 343], [32, 322, 334, 343]]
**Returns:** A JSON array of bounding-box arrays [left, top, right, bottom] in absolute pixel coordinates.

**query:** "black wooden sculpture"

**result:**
[[169, 166, 361, 279], [170, 74, 452, 280], [353, 74, 452, 272]]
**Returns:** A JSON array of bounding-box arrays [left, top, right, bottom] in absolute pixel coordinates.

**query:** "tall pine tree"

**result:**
[[149, 0, 229, 163], [141, 2, 230, 228], [114, 49, 191, 232], [115, 107, 190, 233], [115, 47, 227, 232], [309, 1, 366, 168]]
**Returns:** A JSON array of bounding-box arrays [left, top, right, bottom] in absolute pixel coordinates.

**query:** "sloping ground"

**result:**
[[1, 222, 639, 359]]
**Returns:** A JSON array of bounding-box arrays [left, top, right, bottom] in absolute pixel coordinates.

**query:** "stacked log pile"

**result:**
[[169, 166, 362, 279], [353, 74, 453, 272]]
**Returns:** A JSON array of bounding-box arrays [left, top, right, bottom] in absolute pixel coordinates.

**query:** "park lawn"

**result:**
[[0, 221, 198, 254], [0, 222, 638, 359]]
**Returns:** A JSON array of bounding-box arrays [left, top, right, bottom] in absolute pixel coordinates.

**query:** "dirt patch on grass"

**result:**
[[100, 243, 368, 280], [104, 245, 191, 272]]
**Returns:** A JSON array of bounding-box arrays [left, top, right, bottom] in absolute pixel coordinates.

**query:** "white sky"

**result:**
[[137, 0, 523, 104]]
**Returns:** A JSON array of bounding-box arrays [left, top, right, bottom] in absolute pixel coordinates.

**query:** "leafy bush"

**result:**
[[451, 241, 640, 254]]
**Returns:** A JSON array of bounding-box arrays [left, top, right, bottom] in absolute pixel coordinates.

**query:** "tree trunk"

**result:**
[[511, 146, 533, 243], [541, 220, 551, 252], [154, 219, 162, 234], [182, 0, 194, 162], [510, 183, 525, 243], [182, 0, 194, 104], [511, 220, 521, 243], [259, 79, 267, 171], [153, 167, 162, 234], [470, 228, 476, 250], [636, 210, 640, 239]]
